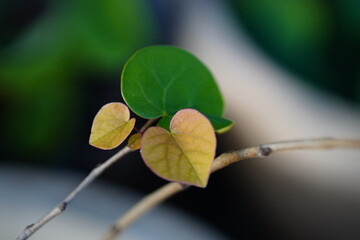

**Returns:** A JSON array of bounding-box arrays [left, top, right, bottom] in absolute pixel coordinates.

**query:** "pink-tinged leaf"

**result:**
[[141, 109, 216, 187], [89, 102, 135, 150]]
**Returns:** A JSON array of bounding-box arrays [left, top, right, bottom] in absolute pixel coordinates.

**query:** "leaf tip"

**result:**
[[216, 120, 234, 134]]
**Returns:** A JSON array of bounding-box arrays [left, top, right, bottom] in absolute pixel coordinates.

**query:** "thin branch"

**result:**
[[103, 182, 188, 240], [103, 138, 360, 240], [139, 118, 157, 133], [17, 119, 156, 240], [16, 147, 132, 240]]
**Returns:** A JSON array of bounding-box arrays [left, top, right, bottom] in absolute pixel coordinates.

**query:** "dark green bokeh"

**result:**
[[229, 0, 360, 102], [0, 0, 158, 160]]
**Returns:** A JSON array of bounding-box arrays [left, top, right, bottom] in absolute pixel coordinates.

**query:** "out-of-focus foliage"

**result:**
[[0, 0, 158, 159], [229, 0, 360, 102]]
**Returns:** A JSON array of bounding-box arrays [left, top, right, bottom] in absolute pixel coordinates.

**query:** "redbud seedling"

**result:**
[[17, 46, 360, 240]]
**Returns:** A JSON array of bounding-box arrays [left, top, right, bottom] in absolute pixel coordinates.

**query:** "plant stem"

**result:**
[[103, 138, 360, 240], [16, 119, 157, 240], [103, 182, 189, 240], [16, 147, 132, 240], [139, 118, 157, 132]]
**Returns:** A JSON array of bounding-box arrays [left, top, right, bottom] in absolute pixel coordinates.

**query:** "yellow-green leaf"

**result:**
[[127, 133, 142, 150], [141, 109, 216, 187], [89, 102, 135, 150]]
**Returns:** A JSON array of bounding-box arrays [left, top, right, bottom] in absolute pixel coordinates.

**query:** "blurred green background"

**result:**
[[0, 0, 159, 161], [1, 0, 359, 162], [0, 0, 359, 239], [230, 0, 360, 102]]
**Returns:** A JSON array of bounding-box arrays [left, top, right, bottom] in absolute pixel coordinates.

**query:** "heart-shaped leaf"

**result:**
[[121, 46, 232, 131], [141, 109, 216, 187], [89, 102, 135, 150]]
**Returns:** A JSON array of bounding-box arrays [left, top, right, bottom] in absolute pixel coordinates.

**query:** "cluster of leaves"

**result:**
[[89, 46, 233, 187]]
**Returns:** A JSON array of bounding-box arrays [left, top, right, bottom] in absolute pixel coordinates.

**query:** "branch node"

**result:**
[[259, 146, 272, 157], [59, 202, 67, 211], [25, 224, 34, 229]]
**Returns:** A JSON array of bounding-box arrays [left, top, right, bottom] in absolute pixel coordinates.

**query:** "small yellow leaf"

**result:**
[[141, 109, 216, 187], [127, 133, 142, 150], [89, 102, 135, 150]]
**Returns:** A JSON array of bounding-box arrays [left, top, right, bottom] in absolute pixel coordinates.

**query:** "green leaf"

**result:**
[[141, 109, 216, 187], [158, 113, 233, 133], [156, 115, 172, 130], [121, 46, 225, 126], [205, 115, 233, 134]]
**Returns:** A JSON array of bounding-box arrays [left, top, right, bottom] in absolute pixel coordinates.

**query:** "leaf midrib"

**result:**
[[91, 120, 132, 144], [170, 132, 206, 186]]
